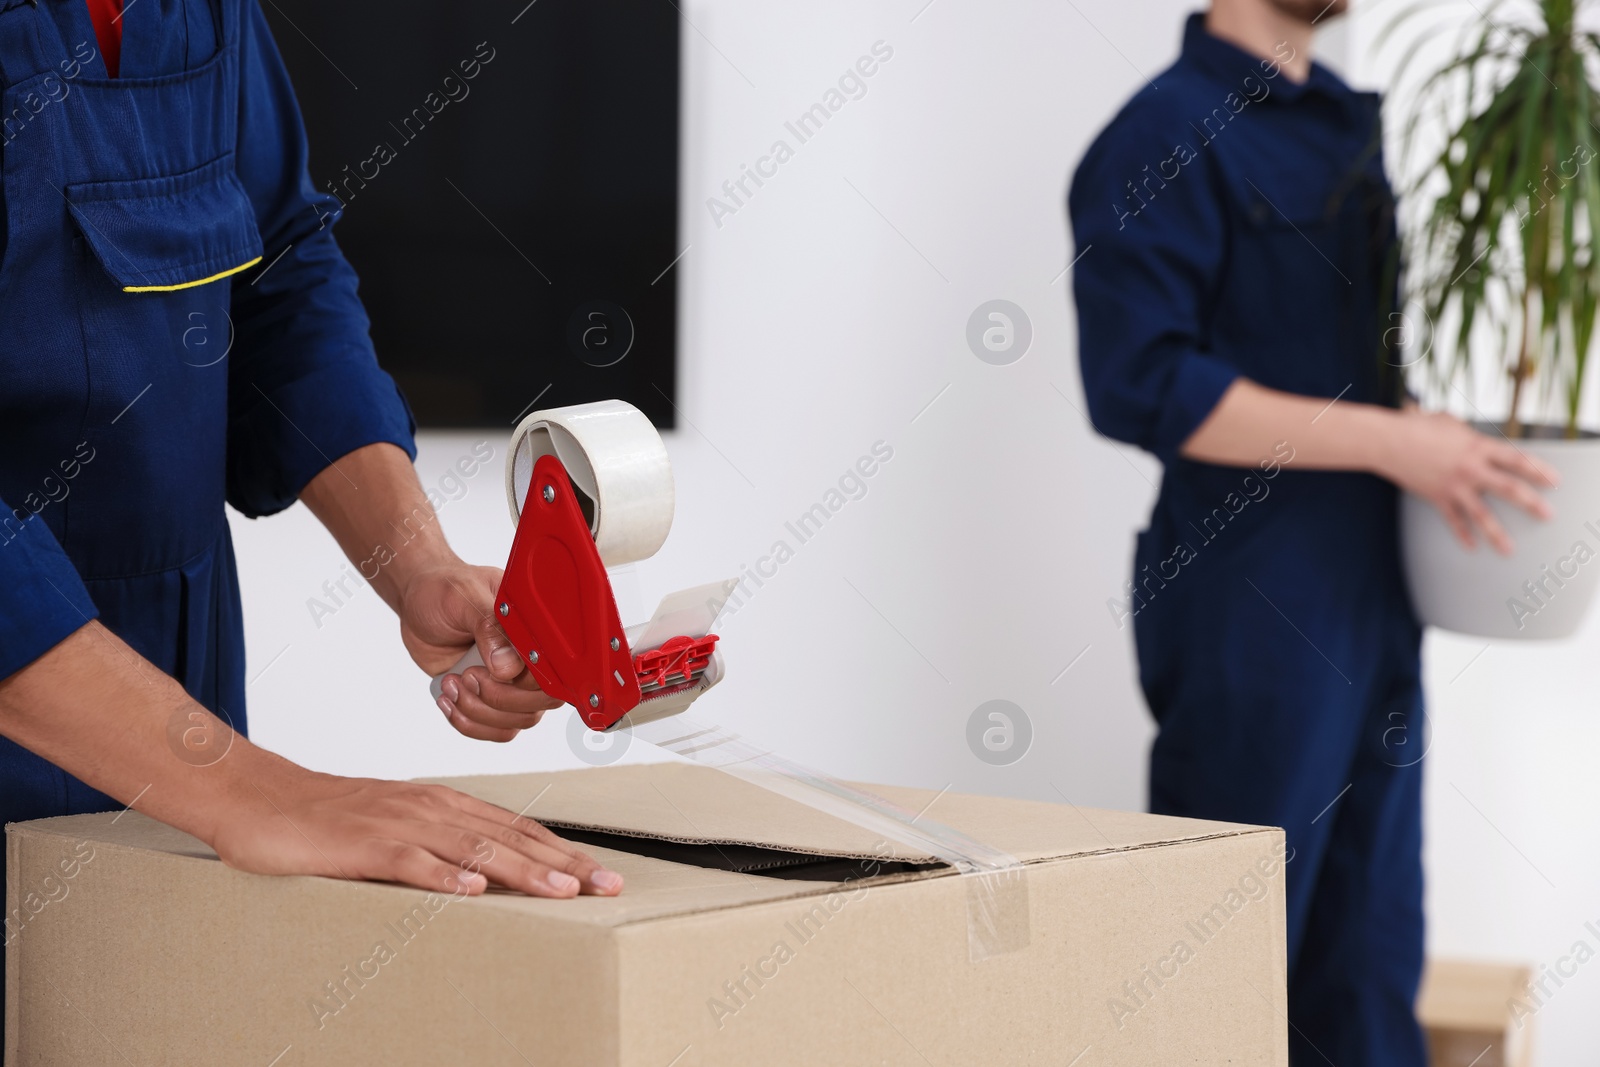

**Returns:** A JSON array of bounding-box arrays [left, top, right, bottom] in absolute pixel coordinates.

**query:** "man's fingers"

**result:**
[[436, 696, 522, 743], [352, 838, 488, 896], [213, 775, 625, 902], [1438, 498, 1477, 550], [449, 671, 555, 732], [1481, 468, 1553, 521], [1485, 447, 1557, 514], [474, 612, 527, 681], [402, 824, 592, 898], [438, 662, 563, 740], [410, 815, 622, 897], [1490, 444, 1560, 491], [347, 786, 619, 896], [460, 666, 561, 715], [468, 813, 620, 895], [445, 794, 623, 895], [1459, 491, 1513, 555]]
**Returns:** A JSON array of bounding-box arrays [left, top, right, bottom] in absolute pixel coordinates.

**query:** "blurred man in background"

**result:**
[[1068, 0, 1552, 1060]]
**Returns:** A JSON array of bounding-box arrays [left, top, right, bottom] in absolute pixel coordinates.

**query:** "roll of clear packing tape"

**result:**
[[507, 399, 674, 567]]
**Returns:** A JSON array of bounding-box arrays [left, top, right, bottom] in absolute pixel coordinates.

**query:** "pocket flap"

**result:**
[[65, 154, 263, 292]]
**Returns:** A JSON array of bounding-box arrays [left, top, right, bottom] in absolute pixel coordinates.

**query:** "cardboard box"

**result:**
[[1417, 959, 1535, 1067], [7, 763, 1288, 1065]]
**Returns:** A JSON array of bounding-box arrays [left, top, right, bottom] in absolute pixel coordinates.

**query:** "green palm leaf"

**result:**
[[1385, 0, 1600, 435]]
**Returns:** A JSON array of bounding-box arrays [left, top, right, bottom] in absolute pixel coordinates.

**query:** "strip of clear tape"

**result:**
[[623, 713, 1031, 962]]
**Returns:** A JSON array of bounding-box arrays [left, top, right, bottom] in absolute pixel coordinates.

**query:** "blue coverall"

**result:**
[[0, 0, 414, 1021], [1069, 15, 1426, 1064]]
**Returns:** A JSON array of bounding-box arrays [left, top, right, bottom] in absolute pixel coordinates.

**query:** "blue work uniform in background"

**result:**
[[1069, 15, 1425, 1065], [0, 0, 414, 1007]]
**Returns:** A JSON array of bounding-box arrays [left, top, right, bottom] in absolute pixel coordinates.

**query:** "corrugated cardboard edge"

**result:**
[[4, 813, 1282, 935], [5, 830, 19, 1067]]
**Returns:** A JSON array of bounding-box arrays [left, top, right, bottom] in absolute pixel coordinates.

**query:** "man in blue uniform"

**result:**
[[1069, 1, 1554, 1060], [0, 0, 625, 968]]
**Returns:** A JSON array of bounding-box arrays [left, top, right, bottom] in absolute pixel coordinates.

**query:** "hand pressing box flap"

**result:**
[[5, 763, 1288, 1066]]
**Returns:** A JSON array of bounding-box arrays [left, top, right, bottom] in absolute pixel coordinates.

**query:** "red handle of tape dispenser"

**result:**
[[488, 453, 643, 731]]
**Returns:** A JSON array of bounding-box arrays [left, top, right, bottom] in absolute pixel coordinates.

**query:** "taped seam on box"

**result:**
[[625, 714, 1032, 961]]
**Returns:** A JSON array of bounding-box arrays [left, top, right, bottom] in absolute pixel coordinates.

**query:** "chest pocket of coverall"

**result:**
[[1232, 180, 1346, 298], [1217, 171, 1369, 401], [0, 0, 261, 292], [64, 152, 262, 293]]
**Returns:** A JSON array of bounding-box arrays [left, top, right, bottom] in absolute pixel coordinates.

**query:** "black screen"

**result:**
[[260, 0, 680, 428]]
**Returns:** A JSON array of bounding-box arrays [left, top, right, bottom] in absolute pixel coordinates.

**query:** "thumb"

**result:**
[[473, 611, 526, 681]]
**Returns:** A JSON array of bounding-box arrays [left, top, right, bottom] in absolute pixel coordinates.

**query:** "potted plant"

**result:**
[[1387, 0, 1600, 639]]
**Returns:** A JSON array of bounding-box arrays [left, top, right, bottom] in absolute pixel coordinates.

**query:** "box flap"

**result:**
[[7, 763, 1275, 929], [421, 762, 1269, 865]]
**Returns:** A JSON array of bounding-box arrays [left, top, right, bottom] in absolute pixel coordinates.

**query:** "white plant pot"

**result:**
[[1401, 428, 1600, 639]]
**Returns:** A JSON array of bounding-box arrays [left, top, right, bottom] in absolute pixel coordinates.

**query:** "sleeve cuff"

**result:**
[[1153, 352, 1241, 461], [0, 513, 98, 681], [228, 360, 417, 518]]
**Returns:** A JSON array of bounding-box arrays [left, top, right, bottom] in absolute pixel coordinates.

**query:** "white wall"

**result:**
[[229, 2, 1600, 1062]]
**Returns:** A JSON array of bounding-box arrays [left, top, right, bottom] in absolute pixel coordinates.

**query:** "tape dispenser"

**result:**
[[429, 400, 726, 731]]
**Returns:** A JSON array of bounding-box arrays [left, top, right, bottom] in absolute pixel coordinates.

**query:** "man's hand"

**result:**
[[214, 751, 621, 898], [1183, 380, 1557, 555], [0, 621, 623, 899], [398, 563, 561, 742], [1376, 409, 1558, 555], [299, 443, 561, 742]]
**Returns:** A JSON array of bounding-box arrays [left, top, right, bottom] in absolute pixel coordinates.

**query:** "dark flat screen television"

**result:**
[[261, 0, 680, 428]]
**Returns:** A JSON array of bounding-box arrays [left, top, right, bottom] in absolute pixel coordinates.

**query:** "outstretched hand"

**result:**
[[0, 620, 623, 901], [212, 753, 623, 898]]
